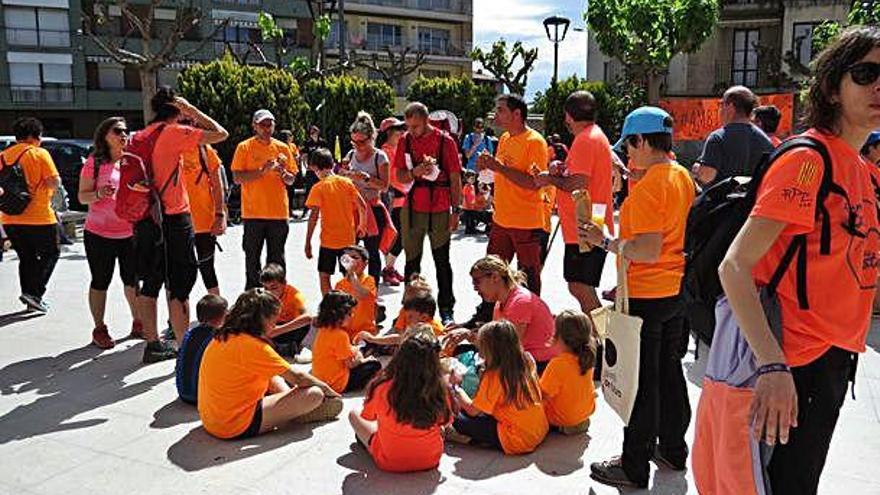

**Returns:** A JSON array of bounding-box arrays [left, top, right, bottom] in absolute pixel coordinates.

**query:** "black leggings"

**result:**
[[195, 233, 218, 290], [453, 412, 502, 450], [389, 206, 403, 258], [344, 360, 382, 393], [360, 204, 387, 282], [84, 230, 136, 291]]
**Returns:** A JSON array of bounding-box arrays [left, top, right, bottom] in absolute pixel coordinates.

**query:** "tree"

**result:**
[[351, 46, 428, 92], [470, 39, 538, 95], [81, 0, 226, 121], [586, 0, 718, 104], [177, 53, 309, 161], [406, 76, 497, 134]]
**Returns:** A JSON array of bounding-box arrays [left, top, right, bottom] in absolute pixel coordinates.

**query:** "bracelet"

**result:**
[[756, 362, 790, 376]]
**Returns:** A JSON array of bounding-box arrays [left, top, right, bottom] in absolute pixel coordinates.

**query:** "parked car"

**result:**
[[0, 135, 56, 150], [41, 139, 92, 211]]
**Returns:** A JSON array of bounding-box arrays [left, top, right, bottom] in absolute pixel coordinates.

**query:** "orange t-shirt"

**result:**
[[287, 143, 301, 174], [493, 129, 549, 230], [181, 145, 222, 234], [150, 123, 204, 216], [751, 130, 879, 367], [230, 137, 295, 220], [197, 333, 290, 439], [361, 380, 451, 472], [0, 143, 58, 225], [394, 316, 444, 337], [539, 352, 595, 427], [335, 273, 377, 340], [277, 284, 306, 324], [619, 162, 695, 298], [472, 368, 549, 454], [558, 125, 615, 243], [311, 326, 356, 392], [462, 184, 477, 210], [305, 174, 361, 249]]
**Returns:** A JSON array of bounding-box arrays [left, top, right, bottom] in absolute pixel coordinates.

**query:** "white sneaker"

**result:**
[[295, 347, 312, 364]]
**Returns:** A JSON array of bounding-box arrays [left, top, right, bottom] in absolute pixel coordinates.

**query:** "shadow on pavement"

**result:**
[[0, 309, 43, 329], [534, 432, 592, 476], [151, 398, 200, 429], [337, 442, 446, 495], [0, 343, 172, 444], [446, 443, 531, 481], [167, 423, 315, 471]]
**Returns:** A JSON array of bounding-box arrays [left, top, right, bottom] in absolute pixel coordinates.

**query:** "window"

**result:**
[[158, 68, 179, 88], [98, 65, 125, 89], [4, 7, 70, 47], [420, 69, 450, 79], [793, 22, 818, 68], [8, 62, 72, 103], [732, 29, 759, 87], [418, 0, 451, 9], [367, 23, 402, 51], [418, 28, 450, 55]]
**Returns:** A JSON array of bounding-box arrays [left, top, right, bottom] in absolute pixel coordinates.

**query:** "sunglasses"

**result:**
[[351, 137, 370, 146], [111, 127, 128, 136], [846, 62, 880, 86]]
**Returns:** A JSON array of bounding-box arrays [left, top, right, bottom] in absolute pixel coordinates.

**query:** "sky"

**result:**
[[473, 0, 588, 102]]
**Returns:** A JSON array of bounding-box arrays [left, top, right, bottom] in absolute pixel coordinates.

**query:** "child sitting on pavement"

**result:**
[[260, 263, 313, 362], [540, 310, 596, 435], [355, 292, 445, 348], [333, 245, 378, 342], [176, 294, 228, 405]]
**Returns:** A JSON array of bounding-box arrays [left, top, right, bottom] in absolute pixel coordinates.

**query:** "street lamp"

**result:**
[[543, 15, 571, 85]]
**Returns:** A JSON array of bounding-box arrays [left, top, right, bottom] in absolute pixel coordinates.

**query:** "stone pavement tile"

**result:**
[[0, 438, 99, 489], [822, 415, 880, 484], [818, 473, 879, 494]]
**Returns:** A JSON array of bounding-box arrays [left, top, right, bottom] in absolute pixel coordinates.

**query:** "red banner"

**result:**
[[659, 93, 794, 141]]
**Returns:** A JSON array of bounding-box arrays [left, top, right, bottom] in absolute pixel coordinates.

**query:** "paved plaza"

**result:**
[[0, 219, 879, 495]]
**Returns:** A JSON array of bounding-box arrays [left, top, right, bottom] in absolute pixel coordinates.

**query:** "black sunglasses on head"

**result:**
[[846, 62, 880, 86]]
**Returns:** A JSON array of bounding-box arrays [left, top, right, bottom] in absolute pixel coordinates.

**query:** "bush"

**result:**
[[406, 76, 497, 134], [178, 52, 309, 162], [303, 75, 395, 155]]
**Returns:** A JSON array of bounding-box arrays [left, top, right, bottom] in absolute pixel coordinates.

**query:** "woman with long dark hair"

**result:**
[[78, 117, 140, 349]]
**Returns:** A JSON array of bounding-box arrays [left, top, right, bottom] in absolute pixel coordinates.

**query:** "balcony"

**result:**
[[5, 28, 71, 48], [719, 0, 783, 23], [8, 85, 74, 104], [346, 40, 472, 59], [346, 0, 471, 20]]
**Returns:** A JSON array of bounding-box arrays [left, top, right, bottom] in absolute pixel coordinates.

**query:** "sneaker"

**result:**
[[443, 425, 472, 445], [295, 347, 313, 364], [20, 294, 48, 314], [91, 324, 115, 350], [142, 340, 177, 364], [293, 396, 343, 424], [652, 444, 687, 471], [382, 267, 401, 287], [590, 457, 647, 489], [389, 268, 405, 284], [129, 319, 146, 340], [161, 324, 175, 342], [559, 419, 590, 436], [440, 310, 455, 327]]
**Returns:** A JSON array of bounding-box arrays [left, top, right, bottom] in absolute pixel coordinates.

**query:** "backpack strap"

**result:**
[[1, 145, 35, 169], [195, 145, 210, 185]]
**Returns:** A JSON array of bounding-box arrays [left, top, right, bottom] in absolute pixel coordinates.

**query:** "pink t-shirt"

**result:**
[[81, 157, 133, 239], [494, 285, 558, 362]]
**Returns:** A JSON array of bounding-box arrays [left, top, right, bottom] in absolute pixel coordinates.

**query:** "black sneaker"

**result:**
[[20, 294, 48, 314], [440, 310, 455, 327], [161, 322, 175, 342], [652, 444, 687, 471], [590, 457, 647, 489], [143, 340, 177, 364]]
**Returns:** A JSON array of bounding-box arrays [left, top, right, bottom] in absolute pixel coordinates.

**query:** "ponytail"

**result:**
[[554, 310, 597, 375]]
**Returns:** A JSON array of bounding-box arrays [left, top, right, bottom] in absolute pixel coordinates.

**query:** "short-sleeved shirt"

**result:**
[[81, 157, 132, 239], [361, 380, 451, 472], [392, 126, 462, 213], [311, 326, 356, 393], [463, 184, 477, 209], [558, 124, 615, 243], [493, 129, 549, 230], [697, 123, 774, 183], [305, 174, 361, 249], [335, 272, 377, 340], [277, 284, 306, 324], [0, 143, 59, 225], [345, 148, 389, 203], [751, 129, 879, 367], [619, 162, 695, 299], [181, 145, 222, 234], [493, 285, 558, 363], [150, 123, 204, 216], [197, 333, 290, 439], [472, 369, 549, 455], [230, 137, 296, 220], [462, 132, 494, 171], [540, 352, 596, 427]]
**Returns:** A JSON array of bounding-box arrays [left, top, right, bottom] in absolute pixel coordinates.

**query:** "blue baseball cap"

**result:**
[[613, 106, 674, 152], [866, 131, 880, 148]]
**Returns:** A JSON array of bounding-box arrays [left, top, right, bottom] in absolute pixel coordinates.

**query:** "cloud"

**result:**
[[473, 0, 588, 101]]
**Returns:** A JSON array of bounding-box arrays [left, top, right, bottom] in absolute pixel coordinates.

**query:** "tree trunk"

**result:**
[[647, 73, 663, 105], [140, 68, 158, 124]]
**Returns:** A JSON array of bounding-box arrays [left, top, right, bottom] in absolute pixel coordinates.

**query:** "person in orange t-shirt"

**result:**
[[181, 142, 226, 295], [259, 263, 313, 360], [304, 148, 368, 295], [311, 291, 381, 393], [1, 117, 61, 314], [540, 310, 596, 434], [450, 320, 548, 454], [231, 109, 297, 290], [478, 94, 549, 295], [334, 245, 378, 341], [536, 91, 614, 314], [581, 106, 694, 488], [198, 288, 342, 440], [355, 292, 444, 350], [349, 331, 453, 472]]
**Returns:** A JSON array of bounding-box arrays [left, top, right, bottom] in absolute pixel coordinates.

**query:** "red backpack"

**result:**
[[115, 124, 175, 223]]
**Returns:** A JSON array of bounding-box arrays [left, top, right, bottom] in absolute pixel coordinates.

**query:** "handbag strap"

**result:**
[[616, 248, 630, 315]]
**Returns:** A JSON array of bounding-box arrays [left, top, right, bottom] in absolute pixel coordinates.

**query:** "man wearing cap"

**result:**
[[231, 109, 297, 289], [692, 86, 774, 186], [862, 131, 880, 165], [580, 106, 694, 489]]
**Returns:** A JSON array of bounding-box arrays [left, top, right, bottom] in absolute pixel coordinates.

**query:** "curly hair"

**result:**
[[315, 290, 358, 328], [215, 289, 280, 342]]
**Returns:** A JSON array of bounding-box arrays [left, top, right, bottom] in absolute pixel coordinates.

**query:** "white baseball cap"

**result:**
[[253, 109, 275, 123]]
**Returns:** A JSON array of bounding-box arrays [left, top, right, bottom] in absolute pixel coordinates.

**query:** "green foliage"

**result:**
[[811, 21, 842, 57], [314, 14, 332, 41], [406, 76, 497, 134], [257, 12, 284, 42], [470, 39, 538, 95], [303, 75, 395, 153], [177, 53, 309, 161], [810, 2, 878, 56]]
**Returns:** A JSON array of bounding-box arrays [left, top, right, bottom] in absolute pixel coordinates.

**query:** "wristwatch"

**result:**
[[451, 205, 462, 215]]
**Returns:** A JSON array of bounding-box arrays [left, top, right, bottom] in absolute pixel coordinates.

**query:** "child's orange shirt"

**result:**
[[472, 369, 549, 454], [393, 314, 445, 337], [305, 174, 361, 249], [539, 352, 595, 427], [335, 272, 377, 341], [311, 326, 356, 393], [277, 284, 306, 324], [463, 184, 478, 210]]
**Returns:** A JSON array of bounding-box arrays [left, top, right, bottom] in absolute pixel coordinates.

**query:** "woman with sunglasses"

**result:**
[[78, 117, 141, 349], [340, 112, 390, 284], [698, 26, 880, 494]]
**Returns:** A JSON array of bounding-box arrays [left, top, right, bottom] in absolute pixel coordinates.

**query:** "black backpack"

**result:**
[[0, 146, 34, 215], [682, 136, 840, 347]]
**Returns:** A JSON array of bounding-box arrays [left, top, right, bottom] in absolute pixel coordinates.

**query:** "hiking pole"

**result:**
[[542, 218, 561, 264]]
